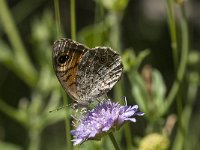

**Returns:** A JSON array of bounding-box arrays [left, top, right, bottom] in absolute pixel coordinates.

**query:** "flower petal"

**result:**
[[71, 99, 144, 145]]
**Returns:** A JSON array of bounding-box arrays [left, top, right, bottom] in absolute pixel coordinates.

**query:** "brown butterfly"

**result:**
[[52, 38, 123, 107]]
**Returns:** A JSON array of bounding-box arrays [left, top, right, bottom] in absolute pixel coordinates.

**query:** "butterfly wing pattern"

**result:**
[[53, 39, 89, 101], [76, 47, 123, 106], [53, 38, 123, 108]]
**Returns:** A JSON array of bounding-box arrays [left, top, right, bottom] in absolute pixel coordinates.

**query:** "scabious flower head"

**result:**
[[71, 98, 144, 145]]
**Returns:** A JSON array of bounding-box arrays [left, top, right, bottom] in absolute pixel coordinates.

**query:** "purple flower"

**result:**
[[71, 99, 144, 145]]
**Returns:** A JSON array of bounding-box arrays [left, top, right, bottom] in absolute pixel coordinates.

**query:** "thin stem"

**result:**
[[166, 0, 183, 128], [124, 124, 132, 150], [109, 12, 122, 52], [109, 12, 132, 149], [108, 132, 121, 150], [0, 0, 46, 36], [0, 98, 27, 126], [0, 0, 37, 86], [172, 77, 198, 150], [62, 89, 72, 150], [165, 0, 182, 123], [54, 0, 61, 37], [53, 1, 71, 148], [68, 1, 76, 149], [165, 0, 180, 118], [166, 0, 179, 69], [110, 13, 123, 102], [93, 1, 104, 45], [163, 3, 189, 115], [28, 129, 41, 150], [70, 0, 76, 40]]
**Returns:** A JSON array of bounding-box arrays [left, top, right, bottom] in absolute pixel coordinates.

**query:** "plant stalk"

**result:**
[[108, 132, 121, 150]]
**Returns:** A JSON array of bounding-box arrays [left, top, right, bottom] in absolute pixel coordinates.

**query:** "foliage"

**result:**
[[0, 0, 200, 150]]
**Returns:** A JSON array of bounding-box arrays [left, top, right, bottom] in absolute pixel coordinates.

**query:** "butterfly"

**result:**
[[52, 38, 123, 108]]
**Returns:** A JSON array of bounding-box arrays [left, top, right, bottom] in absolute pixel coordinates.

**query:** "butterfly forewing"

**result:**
[[52, 38, 89, 100]]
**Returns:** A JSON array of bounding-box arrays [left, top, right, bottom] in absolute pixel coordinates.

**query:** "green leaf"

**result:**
[[78, 22, 110, 48], [121, 49, 136, 71], [128, 70, 149, 113], [152, 69, 166, 111], [135, 49, 150, 69]]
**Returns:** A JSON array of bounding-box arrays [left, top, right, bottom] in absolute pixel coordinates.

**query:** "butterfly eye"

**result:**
[[58, 54, 69, 64]]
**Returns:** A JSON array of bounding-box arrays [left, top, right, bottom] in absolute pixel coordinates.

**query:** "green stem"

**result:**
[[54, 0, 61, 37], [62, 89, 72, 150], [68, 1, 76, 148], [0, 98, 27, 126], [108, 132, 121, 150], [110, 12, 132, 149], [165, 0, 182, 123], [0, 0, 37, 86], [166, 0, 179, 69], [109, 12, 122, 52], [163, 3, 189, 115], [0, 0, 46, 36], [70, 0, 76, 40], [172, 78, 198, 150], [93, 1, 104, 45], [28, 129, 41, 150], [124, 124, 132, 150], [110, 13, 123, 102]]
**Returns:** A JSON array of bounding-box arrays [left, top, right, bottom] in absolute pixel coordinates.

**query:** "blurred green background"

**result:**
[[0, 0, 200, 150]]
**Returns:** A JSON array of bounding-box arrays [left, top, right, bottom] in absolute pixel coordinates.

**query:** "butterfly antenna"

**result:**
[[49, 104, 71, 113]]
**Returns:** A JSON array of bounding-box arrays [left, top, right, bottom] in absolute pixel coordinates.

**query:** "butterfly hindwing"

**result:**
[[76, 47, 123, 105]]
